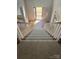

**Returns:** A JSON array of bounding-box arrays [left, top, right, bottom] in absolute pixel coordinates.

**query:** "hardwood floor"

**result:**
[[17, 21, 61, 59], [17, 40, 61, 59]]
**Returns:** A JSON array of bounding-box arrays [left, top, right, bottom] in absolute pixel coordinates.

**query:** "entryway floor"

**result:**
[[17, 21, 61, 59]]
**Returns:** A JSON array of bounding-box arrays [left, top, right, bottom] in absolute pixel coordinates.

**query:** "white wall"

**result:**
[[17, 0, 22, 15], [50, 0, 61, 39], [17, 0, 29, 39], [17, 0, 28, 23], [24, 0, 53, 22], [50, 0, 61, 23]]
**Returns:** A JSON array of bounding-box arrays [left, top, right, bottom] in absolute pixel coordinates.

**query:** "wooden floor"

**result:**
[[17, 21, 61, 59], [17, 40, 61, 59]]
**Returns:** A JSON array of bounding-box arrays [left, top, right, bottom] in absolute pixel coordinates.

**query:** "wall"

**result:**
[[17, 0, 29, 39], [50, 0, 61, 23], [17, 0, 23, 15], [17, 0, 28, 23], [24, 0, 53, 22], [50, 0, 61, 39]]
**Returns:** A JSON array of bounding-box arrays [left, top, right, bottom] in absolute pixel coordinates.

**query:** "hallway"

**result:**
[[17, 0, 61, 59], [17, 21, 61, 59], [26, 20, 53, 40]]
